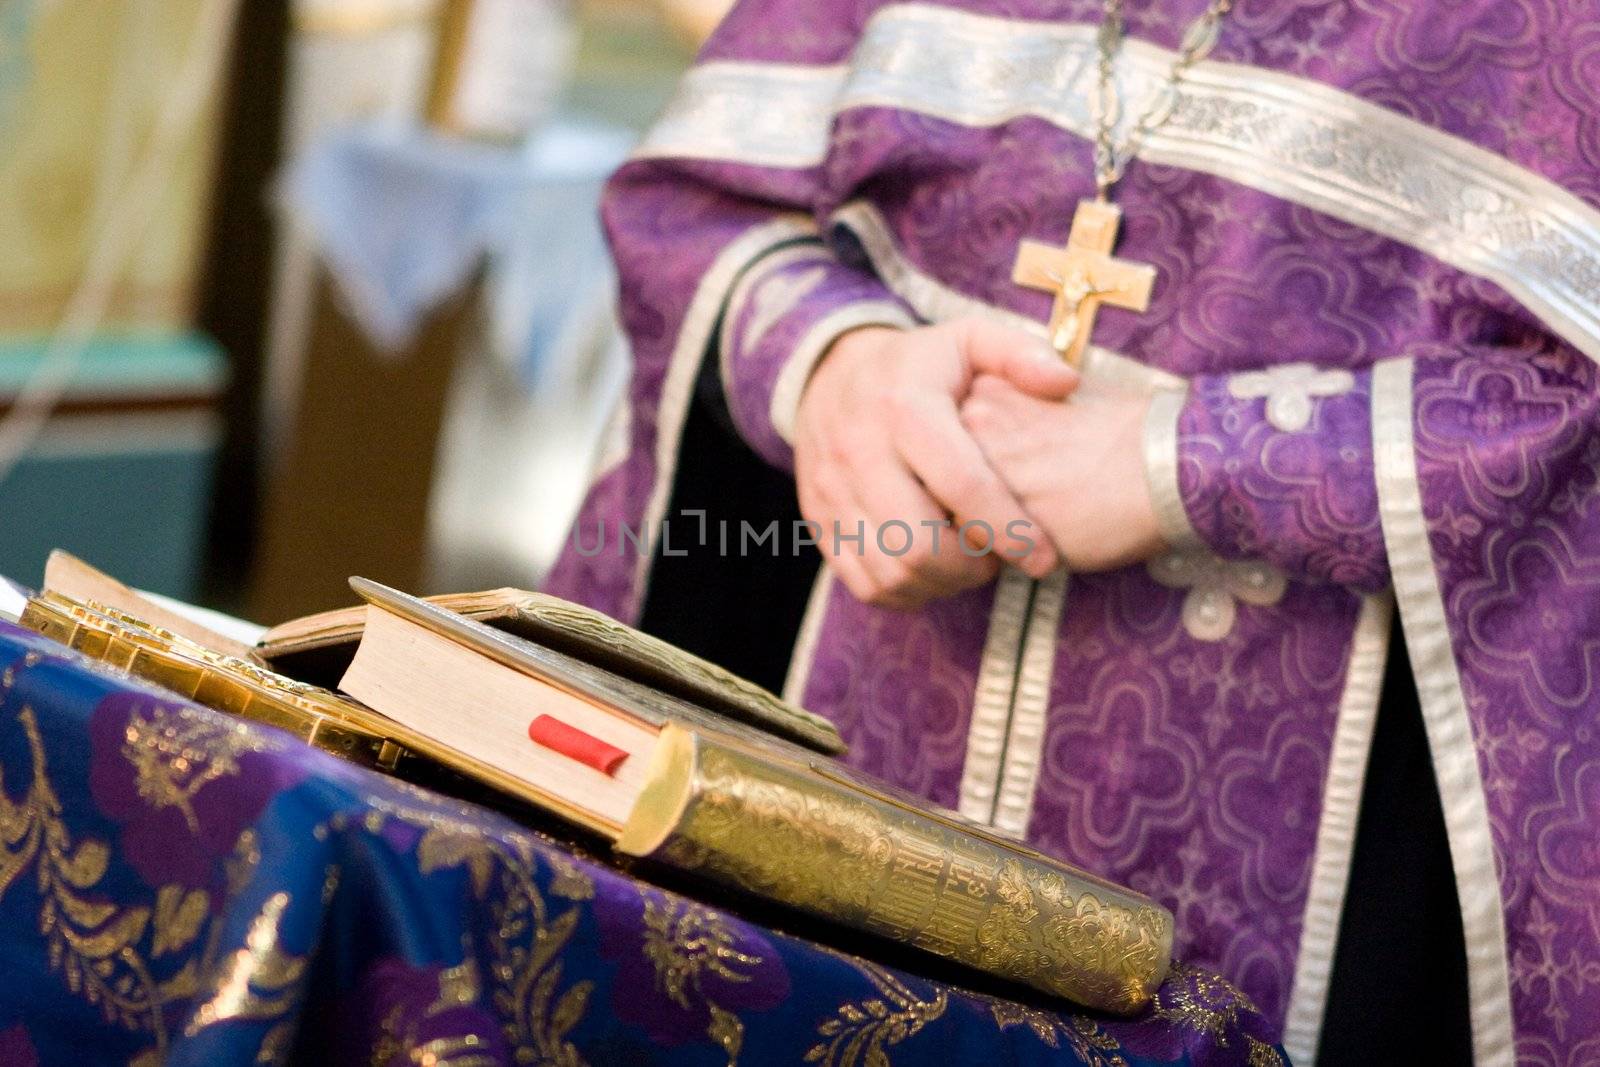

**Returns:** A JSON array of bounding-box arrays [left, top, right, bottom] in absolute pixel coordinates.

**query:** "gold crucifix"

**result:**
[[1011, 199, 1156, 366]]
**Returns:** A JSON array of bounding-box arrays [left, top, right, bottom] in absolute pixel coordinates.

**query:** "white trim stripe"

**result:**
[[991, 571, 1068, 838], [959, 568, 1033, 825], [636, 61, 845, 170], [718, 240, 835, 402], [1142, 384, 1202, 551], [1371, 357, 1514, 1067], [783, 568, 835, 705], [633, 215, 819, 604], [637, 3, 1600, 363], [1282, 593, 1393, 1065]]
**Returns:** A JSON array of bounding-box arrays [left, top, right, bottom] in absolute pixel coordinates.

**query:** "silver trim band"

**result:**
[[1282, 592, 1393, 1065], [636, 61, 845, 170], [1142, 384, 1202, 551], [719, 240, 835, 398], [960, 568, 1034, 825], [1371, 357, 1514, 1066], [783, 568, 835, 705], [991, 571, 1068, 838], [639, 3, 1600, 362]]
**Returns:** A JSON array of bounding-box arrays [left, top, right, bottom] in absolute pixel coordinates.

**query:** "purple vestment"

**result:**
[[546, 3, 1600, 1062]]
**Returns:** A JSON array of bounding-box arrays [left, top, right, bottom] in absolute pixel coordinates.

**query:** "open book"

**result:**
[[258, 585, 844, 756], [37, 549, 840, 757]]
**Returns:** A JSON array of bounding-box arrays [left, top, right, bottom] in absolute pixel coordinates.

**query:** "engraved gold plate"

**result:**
[[618, 726, 1175, 1016]]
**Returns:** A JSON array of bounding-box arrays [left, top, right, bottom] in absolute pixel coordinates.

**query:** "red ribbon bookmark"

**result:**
[[527, 715, 629, 775]]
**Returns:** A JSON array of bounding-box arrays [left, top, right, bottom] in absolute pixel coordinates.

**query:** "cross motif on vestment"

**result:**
[[1011, 199, 1157, 366], [1147, 551, 1287, 642], [1228, 363, 1356, 432]]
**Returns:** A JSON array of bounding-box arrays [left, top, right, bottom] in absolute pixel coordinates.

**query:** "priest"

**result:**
[[547, 2, 1600, 1062]]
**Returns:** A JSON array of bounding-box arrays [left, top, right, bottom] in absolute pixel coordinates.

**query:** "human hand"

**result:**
[[793, 317, 1079, 610], [960, 374, 1165, 573]]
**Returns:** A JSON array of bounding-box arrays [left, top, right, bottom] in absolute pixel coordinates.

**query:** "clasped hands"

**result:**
[[792, 317, 1164, 610]]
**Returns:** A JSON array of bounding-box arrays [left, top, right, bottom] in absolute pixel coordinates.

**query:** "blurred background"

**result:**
[[0, 0, 732, 622]]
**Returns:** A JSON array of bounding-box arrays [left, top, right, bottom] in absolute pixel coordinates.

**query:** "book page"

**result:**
[[340, 606, 657, 829], [44, 550, 257, 660]]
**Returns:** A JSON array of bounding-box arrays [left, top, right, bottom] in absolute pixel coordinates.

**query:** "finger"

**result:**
[[954, 316, 1079, 400], [826, 539, 898, 607], [804, 455, 949, 609], [835, 498, 954, 607], [834, 517, 944, 610], [801, 477, 907, 608], [968, 373, 1065, 419], [850, 457, 1001, 592], [890, 392, 1061, 578], [959, 387, 1001, 442]]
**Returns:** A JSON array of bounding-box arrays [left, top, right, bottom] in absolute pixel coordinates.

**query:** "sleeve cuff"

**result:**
[[1160, 362, 1390, 591], [1143, 384, 1204, 551], [718, 241, 915, 469]]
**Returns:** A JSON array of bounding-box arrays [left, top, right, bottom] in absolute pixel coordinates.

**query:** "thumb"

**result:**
[[955, 316, 1079, 400]]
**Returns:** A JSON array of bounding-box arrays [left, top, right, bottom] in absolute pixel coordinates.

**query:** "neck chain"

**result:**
[[1010, 2, 1236, 363], [1092, 0, 1234, 200]]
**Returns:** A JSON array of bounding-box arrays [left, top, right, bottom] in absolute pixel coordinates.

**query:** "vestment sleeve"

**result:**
[[600, 0, 911, 473], [1144, 362, 1388, 591], [714, 243, 914, 468], [1144, 342, 1599, 595]]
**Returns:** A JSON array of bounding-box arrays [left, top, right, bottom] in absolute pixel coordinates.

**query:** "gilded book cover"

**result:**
[[18, 592, 623, 835], [20, 592, 405, 771], [619, 726, 1174, 1015], [354, 580, 1177, 1014]]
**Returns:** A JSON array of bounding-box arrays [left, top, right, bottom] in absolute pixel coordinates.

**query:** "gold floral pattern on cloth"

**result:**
[[368, 957, 500, 1067], [183, 891, 308, 1035], [0, 703, 284, 1063], [151, 883, 210, 957], [370, 790, 597, 1066], [1152, 963, 1284, 1067], [1, 706, 165, 1031], [805, 959, 946, 1067], [122, 705, 283, 833], [1146, 551, 1288, 642], [989, 1001, 1127, 1066], [641, 896, 764, 1063], [1227, 363, 1355, 432]]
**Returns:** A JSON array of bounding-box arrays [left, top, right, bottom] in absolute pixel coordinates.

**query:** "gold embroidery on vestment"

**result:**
[[368, 794, 594, 1065], [1, 708, 166, 1041]]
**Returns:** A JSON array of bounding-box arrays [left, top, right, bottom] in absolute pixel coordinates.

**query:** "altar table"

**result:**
[[0, 624, 1287, 1065]]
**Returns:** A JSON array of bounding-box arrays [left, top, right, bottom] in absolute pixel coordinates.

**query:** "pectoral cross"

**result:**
[[1011, 199, 1156, 366]]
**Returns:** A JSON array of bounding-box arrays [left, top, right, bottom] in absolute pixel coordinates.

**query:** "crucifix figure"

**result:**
[[1011, 199, 1157, 366]]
